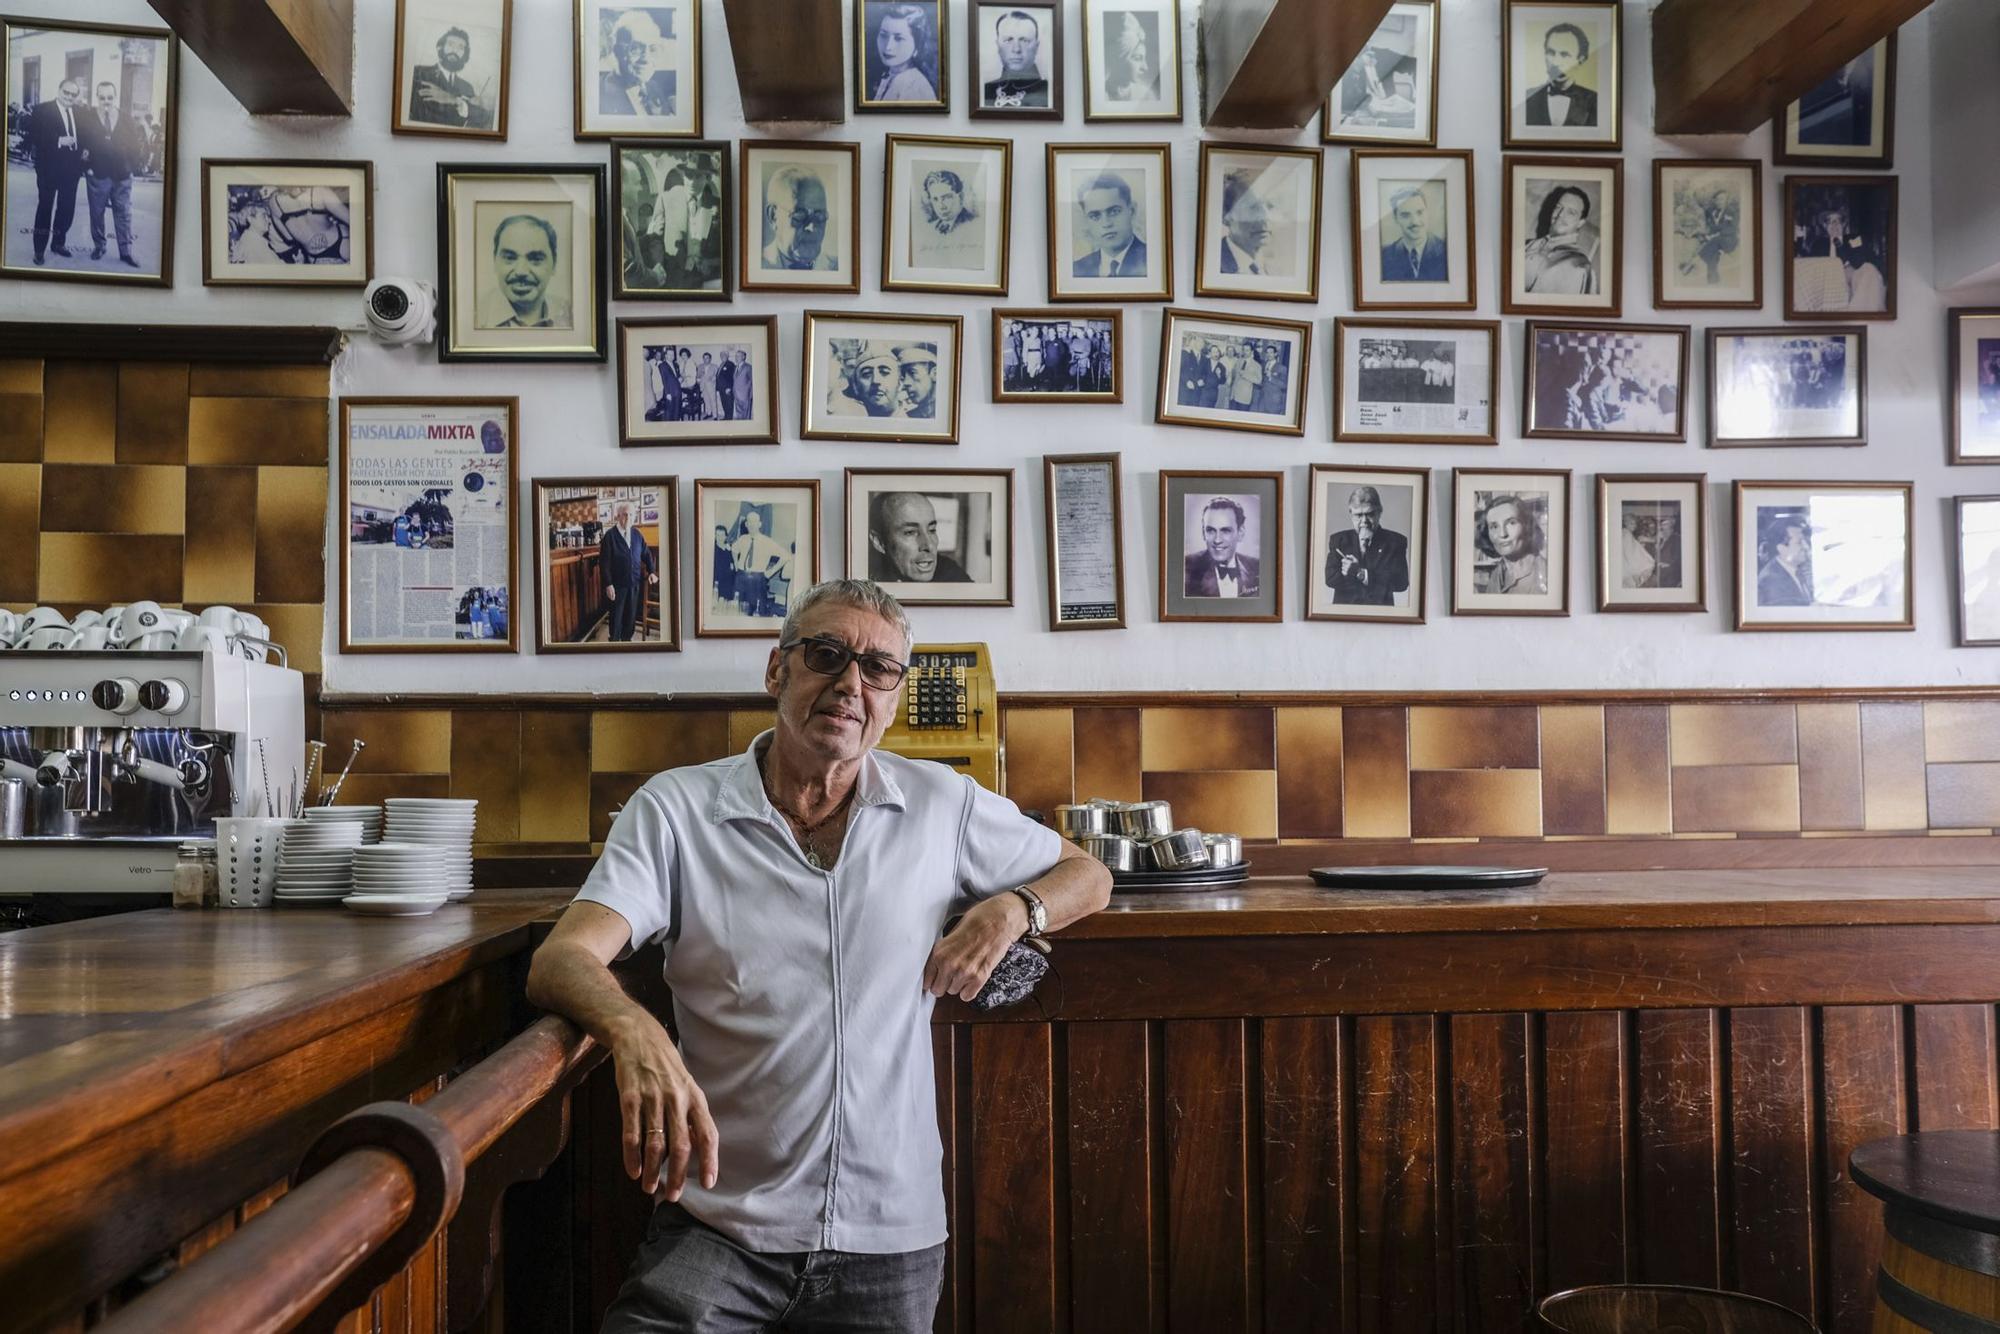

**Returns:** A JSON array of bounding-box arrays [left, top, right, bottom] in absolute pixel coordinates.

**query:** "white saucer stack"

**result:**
[[381, 798, 477, 900], [343, 842, 450, 917], [274, 820, 365, 903], [301, 804, 383, 844]]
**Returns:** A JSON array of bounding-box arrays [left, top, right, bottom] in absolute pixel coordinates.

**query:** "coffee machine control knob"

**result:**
[[92, 678, 141, 714], [139, 678, 188, 715]]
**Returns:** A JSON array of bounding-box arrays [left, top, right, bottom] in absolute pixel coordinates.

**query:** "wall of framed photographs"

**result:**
[[10, 0, 2000, 694]]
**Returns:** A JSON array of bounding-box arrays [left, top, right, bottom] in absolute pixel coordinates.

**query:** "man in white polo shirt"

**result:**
[[527, 578, 1110, 1330]]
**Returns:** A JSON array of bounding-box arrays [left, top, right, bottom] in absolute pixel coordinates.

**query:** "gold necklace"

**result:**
[[764, 775, 856, 870]]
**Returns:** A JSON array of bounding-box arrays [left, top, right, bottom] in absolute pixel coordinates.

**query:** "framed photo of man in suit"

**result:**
[[1160, 471, 1283, 624], [1155, 308, 1310, 437], [738, 140, 861, 294], [531, 476, 680, 653], [1046, 143, 1173, 301], [438, 163, 607, 362], [574, 0, 701, 140], [1733, 480, 1912, 632], [393, 0, 510, 139], [883, 134, 1012, 295], [1350, 149, 1474, 310], [1195, 142, 1322, 303], [971, 0, 1062, 120], [1308, 464, 1428, 624], [617, 316, 779, 447], [1502, 0, 1620, 151]]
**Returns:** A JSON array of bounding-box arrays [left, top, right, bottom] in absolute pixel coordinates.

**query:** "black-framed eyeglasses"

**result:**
[[780, 636, 909, 691]]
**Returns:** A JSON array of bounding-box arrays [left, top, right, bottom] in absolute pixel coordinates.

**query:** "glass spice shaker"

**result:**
[[172, 840, 219, 909]]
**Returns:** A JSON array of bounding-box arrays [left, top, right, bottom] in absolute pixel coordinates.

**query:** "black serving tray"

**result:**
[[1111, 863, 1251, 891], [1309, 865, 1548, 890]]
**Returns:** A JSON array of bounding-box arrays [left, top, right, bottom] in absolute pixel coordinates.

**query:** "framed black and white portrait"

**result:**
[[1323, 1, 1438, 146], [1195, 143, 1323, 303], [1777, 36, 1894, 170], [1502, 0, 1621, 151], [1595, 473, 1705, 613], [531, 477, 678, 653], [1452, 468, 1571, 617], [1333, 317, 1498, 444], [845, 468, 1013, 606], [739, 140, 860, 294], [1046, 143, 1173, 301], [1307, 464, 1428, 624], [1155, 309, 1310, 437], [1080, 0, 1181, 122], [995, 309, 1122, 403], [1503, 155, 1621, 316], [1653, 158, 1760, 310], [856, 0, 948, 113], [612, 141, 727, 299], [1043, 453, 1127, 630], [2, 16, 177, 286], [201, 159, 371, 287], [392, 0, 509, 139], [1734, 480, 1912, 632], [1956, 496, 2000, 646], [971, 0, 1061, 119], [1950, 309, 2000, 465], [437, 163, 606, 362], [1708, 327, 1865, 447], [1523, 320, 1688, 442], [574, 0, 700, 139], [1159, 471, 1283, 624], [1349, 149, 1474, 311], [802, 312, 963, 444], [1784, 175, 1897, 321], [695, 478, 820, 638], [617, 317, 779, 447], [883, 134, 1012, 295]]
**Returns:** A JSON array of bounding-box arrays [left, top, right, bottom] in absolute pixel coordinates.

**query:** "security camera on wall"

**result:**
[[362, 277, 437, 346]]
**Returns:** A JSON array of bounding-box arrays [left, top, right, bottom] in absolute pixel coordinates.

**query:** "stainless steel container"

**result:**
[[1054, 803, 1110, 839], [1202, 833, 1244, 869], [1080, 833, 1138, 872], [0, 777, 23, 840], [1086, 797, 1124, 809], [1147, 828, 1211, 871], [1110, 800, 1173, 839]]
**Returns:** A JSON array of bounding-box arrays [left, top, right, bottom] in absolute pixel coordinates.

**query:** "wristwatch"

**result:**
[[1010, 885, 1048, 937]]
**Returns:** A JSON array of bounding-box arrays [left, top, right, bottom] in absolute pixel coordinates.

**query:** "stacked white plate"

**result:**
[[381, 798, 477, 901], [301, 803, 383, 844], [274, 819, 366, 903], [343, 842, 451, 916]]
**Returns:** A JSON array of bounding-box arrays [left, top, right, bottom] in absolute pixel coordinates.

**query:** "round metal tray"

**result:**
[[1110, 862, 1251, 892], [1309, 864, 1548, 891]]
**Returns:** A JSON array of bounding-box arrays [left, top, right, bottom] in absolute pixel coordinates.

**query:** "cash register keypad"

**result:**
[[905, 663, 968, 731]]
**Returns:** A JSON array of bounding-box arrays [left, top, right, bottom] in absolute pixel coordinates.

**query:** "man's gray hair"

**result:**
[[780, 579, 914, 653], [1388, 185, 1427, 215]]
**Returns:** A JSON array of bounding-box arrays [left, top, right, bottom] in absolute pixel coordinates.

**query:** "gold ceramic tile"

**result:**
[[1275, 706, 1342, 838], [0, 466, 40, 603], [36, 533, 181, 603], [1923, 703, 2000, 764], [1140, 707, 1275, 771], [254, 466, 329, 604], [1073, 707, 1143, 804], [1797, 702, 1864, 831], [1408, 705, 1540, 771], [0, 394, 44, 462], [1341, 706, 1410, 839], [246, 603, 323, 674], [185, 468, 259, 603], [1539, 705, 1606, 836], [1670, 764, 1801, 833], [520, 712, 591, 843], [450, 710, 521, 843], [115, 363, 190, 465], [728, 709, 776, 752], [591, 773, 655, 842], [41, 364, 117, 464], [190, 363, 331, 399], [1862, 701, 1929, 831], [590, 710, 732, 774], [1926, 764, 2000, 829], [1410, 769, 1543, 838], [1140, 770, 1278, 840], [1605, 704, 1671, 835], [188, 399, 331, 466], [0, 359, 43, 394], [1669, 703, 1798, 768], [1001, 708, 1073, 816], [39, 464, 185, 534], [319, 710, 452, 773]]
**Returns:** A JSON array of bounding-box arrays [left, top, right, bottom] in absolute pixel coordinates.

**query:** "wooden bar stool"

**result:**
[[1537, 1284, 1817, 1332], [1851, 1131, 2000, 1332]]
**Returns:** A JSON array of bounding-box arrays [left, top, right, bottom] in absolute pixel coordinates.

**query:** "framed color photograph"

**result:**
[[1349, 149, 1474, 311], [1653, 158, 1761, 309], [802, 311, 963, 443], [1523, 320, 1688, 442], [1502, 0, 1621, 151], [618, 317, 779, 447], [740, 140, 860, 293], [1784, 174, 1897, 320], [971, 0, 1061, 118], [613, 140, 728, 299], [201, 159, 372, 287], [392, 0, 509, 138], [883, 134, 1012, 295], [1957, 496, 2000, 646], [1047, 143, 1173, 301], [1081, 0, 1181, 122], [437, 163, 606, 362], [2, 16, 177, 285], [1159, 471, 1283, 624], [1195, 142, 1323, 303], [995, 309, 1122, 403], [1595, 473, 1705, 613], [1951, 309, 2000, 465], [1323, 0, 1438, 146], [574, 0, 699, 139], [1307, 464, 1429, 624], [1503, 155, 1621, 316], [1777, 36, 1894, 170], [856, 0, 948, 112], [338, 397, 519, 654], [845, 468, 1013, 606], [1734, 480, 1913, 631], [1708, 327, 1865, 447], [1452, 468, 1571, 616], [695, 478, 820, 638], [1156, 309, 1310, 437], [1333, 317, 1498, 444], [531, 477, 678, 652], [1043, 453, 1127, 630]]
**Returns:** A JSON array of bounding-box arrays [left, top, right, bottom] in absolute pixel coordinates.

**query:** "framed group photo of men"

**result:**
[[802, 311, 964, 443], [994, 309, 1122, 403], [1079, 0, 1181, 122], [970, 0, 1062, 119], [617, 316, 779, 447], [1307, 464, 1429, 624], [1503, 154, 1622, 317], [1501, 0, 1621, 151], [1523, 320, 1688, 442], [1159, 470, 1283, 624], [392, 0, 510, 138], [1708, 326, 1865, 447], [1043, 453, 1127, 630], [1156, 308, 1310, 437], [612, 140, 729, 300], [695, 478, 820, 638], [1332, 317, 1498, 444], [1783, 174, 1898, 321], [437, 162, 607, 362], [1046, 142, 1173, 301], [1349, 149, 1475, 311], [883, 134, 1012, 295], [1653, 158, 1761, 310], [739, 139, 861, 294], [574, 0, 701, 139], [1323, 0, 1439, 147], [1777, 35, 1894, 169], [845, 468, 1013, 606], [1595, 473, 1706, 613], [530, 476, 679, 653], [201, 159, 372, 287], [1950, 308, 2000, 465], [1734, 480, 1913, 632], [1452, 467, 1572, 617], [1194, 142, 1323, 303]]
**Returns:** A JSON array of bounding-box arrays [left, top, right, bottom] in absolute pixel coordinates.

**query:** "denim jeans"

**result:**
[[600, 1202, 945, 1333]]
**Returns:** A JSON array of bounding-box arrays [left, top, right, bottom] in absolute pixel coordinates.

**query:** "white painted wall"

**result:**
[[1929, 0, 2000, 289], [18, 0, 2000, 693]]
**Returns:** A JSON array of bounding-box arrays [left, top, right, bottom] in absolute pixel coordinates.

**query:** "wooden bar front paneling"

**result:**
[[1164, 1019, 1255, 1333]]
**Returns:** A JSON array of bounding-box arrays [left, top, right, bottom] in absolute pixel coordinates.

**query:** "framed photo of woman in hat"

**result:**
[[801, 311, 964, 443]]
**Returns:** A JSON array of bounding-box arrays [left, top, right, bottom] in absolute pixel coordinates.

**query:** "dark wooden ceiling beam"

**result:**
[[722, 0, 845, 123], [1201, 0, 1396, 130], [1652, 0, 1931, 135], [146, 0, 353, 115], [0, 323, 343, 364]]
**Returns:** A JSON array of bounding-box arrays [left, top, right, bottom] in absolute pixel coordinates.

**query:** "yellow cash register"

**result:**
[[879, 643, 1001, 792]]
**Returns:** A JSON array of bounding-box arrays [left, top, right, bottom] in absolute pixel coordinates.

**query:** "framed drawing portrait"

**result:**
[[883, 134, 1012, 295], [1043, 453, 1127, 630], [1307, 463, 1429, 624], [1333, 317, 1498, 445], [1957, 496, 2000, 646], [1, 16, 177, 286], [437, 163, 606, 362], [1159, 471, 1283, 624], [392, 0, 509, 138], [1522, 320, 1688, 442], [695, 478, 820, 638], [995, 309, 1122, 403], [802, 311, 963, 444], [1046, 143, 1173, 301], [201, 159, 372, 287], [1323, 1, 1438, 146], [1156, 309, 1310, 437], [617, 316, 779, 447], [1777, 35, 1894, 170], [531, 476, 678, 652], [739, 140, 860, 294], [1708, 327, 1865, 447], [1733, 480, 1912, 632], [856, 0, 948, 113], [1451, 468, 1571, 617], [1349, 149, 1474, 311], [1951, 309, 2000, 465], [574, 0, 700, 139], [845, 468, 1013, 606], [1081, 0, 1181, 121], [1503, 155, 1622, 316], [1784, 174, 1897, 321], [612, 141, 727, 299], [1195, 142, 1323, 303], [1595, 473, 1705, 613], [1502, 0, 1621, 151], [1653, 158, 1760, 310], [971, 0, 1061, 118]]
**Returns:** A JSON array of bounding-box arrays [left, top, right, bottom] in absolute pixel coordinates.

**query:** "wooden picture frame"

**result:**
[[994, 309, 1122, 403], [1522, 319, 1689, 442], [969, 0, 1062, 119], [391, 0, 511, 140], [611, 140, 730, 300], [1451, 467, 1572, 617], [1155, 307, 1311, 437], [882, 133, 1013, 295], [573, 0, 702, 140], [616, 316, 780, 447], [855, 0, 950, 113], [1332, 316, 1500, 445], [1733, 479, 1913, 632], [1043, 453, 1127, 631], [1502, 153, 1622, 317], [1501, 0, 1622, 152], [694, 478, 822, 638], [1045, 142, 1174, 302], [801, 310, 964, 444], [1707, 326, 1866, 448], [201, 158, 374, 288], [1158, 470, 1285, 624], [1349, 148, 1476, 311], [1322, 0, 1440, 147], [1652, 158, 1761, 310], [739, 139, 862, 294], [436, 162, 608, 363], [1956, 495, 2000, 646], [1950, 308, 2000, 465], [844, 467, 1014, 606], [1594, 472, 1706, 613], [1080, 0, 1182, 122], [1776, 34, 1895, 170], [1194, 141, 1324, 303], [1783, 173, 1898, 322], [531, 475, 680, 653], [1306, 463, 1430, 624]]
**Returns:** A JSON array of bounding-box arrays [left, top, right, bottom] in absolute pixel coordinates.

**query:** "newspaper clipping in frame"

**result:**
[[1345, 325, 1494, 438], [344, 400, 515, 648]]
